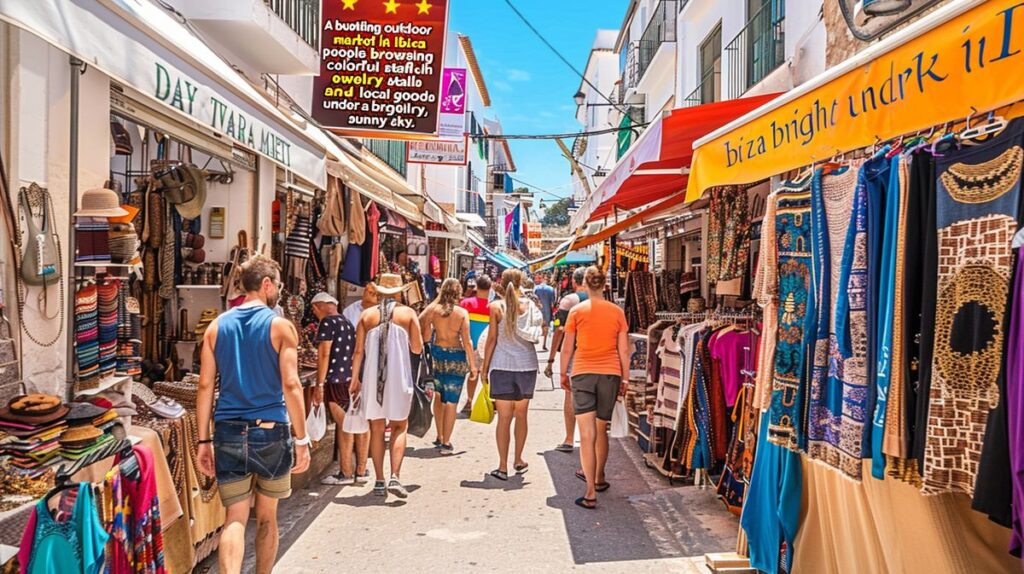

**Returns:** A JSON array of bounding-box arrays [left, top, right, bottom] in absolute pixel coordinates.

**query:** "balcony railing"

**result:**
[[265, 0, 320, 48], [363, 139, 408, 178], [637, 0, 678, 81], [725, 1, 785, 99], [619, 45, 640, 100], [683, 71, 720, 107]]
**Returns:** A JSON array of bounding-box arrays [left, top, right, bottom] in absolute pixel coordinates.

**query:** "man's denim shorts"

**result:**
[[213, 419, 294, 506]]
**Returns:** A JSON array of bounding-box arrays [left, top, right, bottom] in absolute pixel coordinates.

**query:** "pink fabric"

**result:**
[[367, 203, 381, 277], [709, 329, 755, 408], [17, 507, 38, 574]]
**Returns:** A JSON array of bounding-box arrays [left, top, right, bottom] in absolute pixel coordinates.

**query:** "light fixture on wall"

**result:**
[[860, 0, 912, 16], [574, 91, 586, 106]]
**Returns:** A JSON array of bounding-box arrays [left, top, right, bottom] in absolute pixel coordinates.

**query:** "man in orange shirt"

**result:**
[[560, 266, 629, 511]]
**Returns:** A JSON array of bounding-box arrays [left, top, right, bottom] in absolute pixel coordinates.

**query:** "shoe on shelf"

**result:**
[[321, 473, 355, 486], [388, 476, 409, 498]]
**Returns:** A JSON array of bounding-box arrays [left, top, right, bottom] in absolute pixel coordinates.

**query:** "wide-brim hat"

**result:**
[[65, 401, 108, 425], [74, 188, 129, 218], [159, 164, 207, 220], [0, 395, 69, 426], [373, 273, 409, 296], [59, 424, 102, 446]]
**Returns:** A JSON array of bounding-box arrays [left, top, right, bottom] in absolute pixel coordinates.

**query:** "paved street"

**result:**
[[203, 349, 739, 573]]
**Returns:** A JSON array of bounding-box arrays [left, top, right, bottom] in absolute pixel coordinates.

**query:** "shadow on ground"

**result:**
[[543, 437, 738, 565]]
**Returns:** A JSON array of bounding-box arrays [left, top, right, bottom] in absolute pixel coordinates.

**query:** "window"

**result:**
[[699, 25, 722, 105]]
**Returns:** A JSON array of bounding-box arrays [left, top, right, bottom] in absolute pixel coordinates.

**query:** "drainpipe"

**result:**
[[65, 56, 82, 400]]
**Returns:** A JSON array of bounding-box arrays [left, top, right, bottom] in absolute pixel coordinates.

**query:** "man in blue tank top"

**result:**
[[196, 255, 310, 574]]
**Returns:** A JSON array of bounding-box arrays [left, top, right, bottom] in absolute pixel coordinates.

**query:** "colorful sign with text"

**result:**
[[313, 0, 450, 138], [407, 135, 468, 165], [686, 0, 1024, 201]]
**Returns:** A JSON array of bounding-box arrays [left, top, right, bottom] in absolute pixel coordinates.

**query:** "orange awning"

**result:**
[[571, 192, 685, 250], [572, 93, 780, 230]]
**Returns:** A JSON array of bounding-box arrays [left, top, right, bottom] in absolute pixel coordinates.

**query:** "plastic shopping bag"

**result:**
[[470, 382, 495, 424], [342, 397, 370, 434], [610, 401, 629, 438], [306, 402, 327, 442]]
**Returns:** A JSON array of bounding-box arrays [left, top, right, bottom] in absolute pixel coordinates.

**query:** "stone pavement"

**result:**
[[201, 348, 739, 573]]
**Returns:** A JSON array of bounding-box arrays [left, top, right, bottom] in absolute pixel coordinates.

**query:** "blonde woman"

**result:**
[[481, 268, 543, 480], [420, 278, 477, 454]]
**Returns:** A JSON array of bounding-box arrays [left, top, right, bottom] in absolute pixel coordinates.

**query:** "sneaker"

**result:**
[[432, 439, 442, 448], [355, 469, 371, 483], [388, 476, 409, 498], [373, 480, 387, 496], [321, 473, 355, 486], [439, 443, 455, 456]]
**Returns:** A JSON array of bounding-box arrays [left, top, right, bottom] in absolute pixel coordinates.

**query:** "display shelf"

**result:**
[[74, 262, 133, 268], [74, 374, 132, 397]]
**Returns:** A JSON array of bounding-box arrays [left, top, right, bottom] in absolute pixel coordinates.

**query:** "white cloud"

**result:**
[[507, 69, 532, 82]]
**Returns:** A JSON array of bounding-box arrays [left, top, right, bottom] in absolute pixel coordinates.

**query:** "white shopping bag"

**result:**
[[610, 401, 629, 438], [342, 397, 370, 434], [306, 402, 327, 442]]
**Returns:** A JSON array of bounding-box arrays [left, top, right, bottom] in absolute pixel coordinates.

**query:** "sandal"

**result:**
[[575, 469, 610, 491], [490, 469, 509, 481], [574, 496, 597, 510], [555, 443, 574, 453], [514, 463, 529, 475]]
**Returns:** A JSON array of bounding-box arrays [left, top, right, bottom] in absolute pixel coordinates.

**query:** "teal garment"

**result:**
[[741, 415, 803, 574], [29, 483, 109, 574], [870, 155, 903, 479]]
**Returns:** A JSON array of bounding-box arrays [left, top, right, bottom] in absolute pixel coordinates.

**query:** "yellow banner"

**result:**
[[686, 0, 1024, 202]]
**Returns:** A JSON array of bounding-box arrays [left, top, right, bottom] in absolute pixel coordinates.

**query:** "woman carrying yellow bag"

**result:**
[[469, 374, 494, 424], [481, 269, 541, 481]]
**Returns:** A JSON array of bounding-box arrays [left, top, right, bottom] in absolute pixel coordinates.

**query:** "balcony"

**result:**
[[683, 71, 720, 107], [725, 1, 785, 99], [637, 0, 678, 82], [167, 0, 320, 75], [618, 45, 640, 103], [363, 139, 408, 178]]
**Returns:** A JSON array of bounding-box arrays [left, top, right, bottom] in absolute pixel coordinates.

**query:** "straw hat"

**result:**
[[74, 188, 129, 218], [373, 273, 409, 296]]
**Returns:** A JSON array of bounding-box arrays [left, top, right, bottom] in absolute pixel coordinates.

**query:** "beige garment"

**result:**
[[883, 160, 911, 459], [751, 193, 778, 410], [794, 458, 1017, 574], [348, 193, 367, 245], [317, 176, 347, 236]]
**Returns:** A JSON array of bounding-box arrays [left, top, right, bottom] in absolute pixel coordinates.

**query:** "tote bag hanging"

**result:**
[[343, 397, 369, 434]]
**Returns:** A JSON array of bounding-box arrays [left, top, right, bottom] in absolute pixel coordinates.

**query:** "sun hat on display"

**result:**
[[74, 188, 129, 218], [0, 394, 69, 426]]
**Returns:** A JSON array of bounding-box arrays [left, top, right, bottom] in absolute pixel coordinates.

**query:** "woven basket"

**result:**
[[154, 380, 198, 410]]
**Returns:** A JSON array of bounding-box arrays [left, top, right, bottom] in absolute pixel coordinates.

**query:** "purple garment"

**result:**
[[1009, 253, 1024, 556]]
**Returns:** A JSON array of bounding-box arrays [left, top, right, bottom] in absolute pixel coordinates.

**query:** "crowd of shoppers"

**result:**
[[196, 261, 630, 572]]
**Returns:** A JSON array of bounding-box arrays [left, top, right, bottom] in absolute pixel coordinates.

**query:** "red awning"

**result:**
[[571, 192, 685, 250], [571, 93, 780, 229]]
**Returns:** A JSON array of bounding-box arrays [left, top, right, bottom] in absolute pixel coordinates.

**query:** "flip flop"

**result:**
[[555, 443, 574, 453], [490, 469, 509, 481], [574, 496, 597, 510], [575, 469, 610, 491], [514, 463, 529, 475]]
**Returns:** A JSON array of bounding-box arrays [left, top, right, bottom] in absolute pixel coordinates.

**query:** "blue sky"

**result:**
[[449, 0, 627, 203]]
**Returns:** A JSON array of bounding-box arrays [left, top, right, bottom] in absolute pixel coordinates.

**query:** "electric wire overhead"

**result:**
[[502, 0, 629, 115], [472, 123, 646, 140]]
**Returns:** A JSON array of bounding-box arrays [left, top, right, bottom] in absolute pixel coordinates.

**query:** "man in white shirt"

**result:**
[[343, 284, 382, 326]]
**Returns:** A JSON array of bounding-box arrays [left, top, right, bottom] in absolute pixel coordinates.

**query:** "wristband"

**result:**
[[294, 435, 311, 447]]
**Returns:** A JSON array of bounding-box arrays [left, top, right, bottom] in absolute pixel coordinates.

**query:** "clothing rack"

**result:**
[[54, 437, 135, 485]]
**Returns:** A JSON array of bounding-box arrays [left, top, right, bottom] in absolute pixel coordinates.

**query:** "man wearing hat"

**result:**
[[310, 292, 369, 486], [195, 255, 309, 574]]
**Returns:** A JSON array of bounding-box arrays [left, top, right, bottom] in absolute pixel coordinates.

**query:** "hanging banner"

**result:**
[[505, 203, 522, 250], [313, 0, 450, 138], [686, 0, 1024, 202], [407, 135, 468, 165], [438, 68, 467, 139]]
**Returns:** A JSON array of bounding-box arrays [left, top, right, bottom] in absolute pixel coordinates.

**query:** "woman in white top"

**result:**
[[481, 268, 542, 480], [350, 274, 424, 499]]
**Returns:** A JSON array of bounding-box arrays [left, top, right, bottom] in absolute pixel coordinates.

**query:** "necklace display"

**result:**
[[940, 145, 1023, 203]]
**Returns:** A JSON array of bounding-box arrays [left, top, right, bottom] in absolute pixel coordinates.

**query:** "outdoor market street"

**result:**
[[200, 347, 738, 573]]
